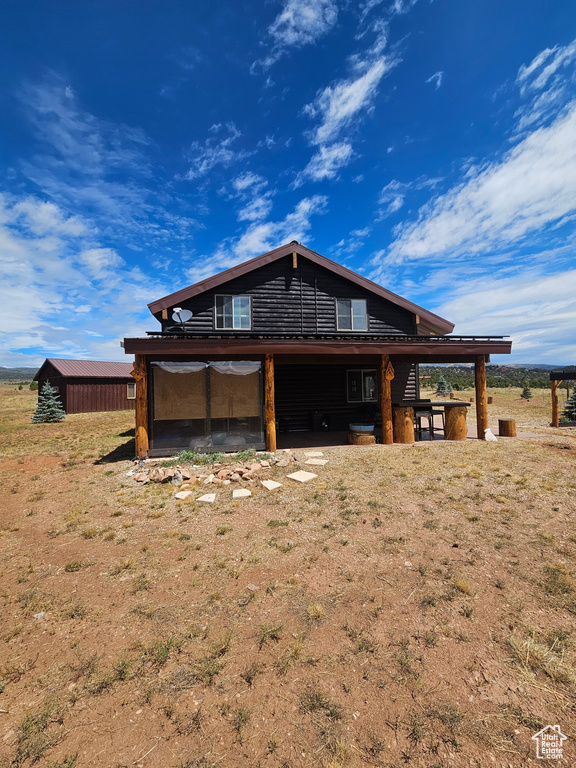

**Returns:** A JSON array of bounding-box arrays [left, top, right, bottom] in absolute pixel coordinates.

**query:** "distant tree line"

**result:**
[[419, 366, 569, 391]]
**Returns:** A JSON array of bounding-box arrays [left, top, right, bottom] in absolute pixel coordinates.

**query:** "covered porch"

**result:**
[[123, 335, 512, 458]]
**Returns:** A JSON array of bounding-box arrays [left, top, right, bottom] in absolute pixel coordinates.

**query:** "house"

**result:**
[[34, 359, 136, 414], [122, 242, 512, 457]]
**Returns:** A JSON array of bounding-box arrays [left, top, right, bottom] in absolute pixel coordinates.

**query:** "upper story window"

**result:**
[[336, 298, 368, 331], [215, 295, 251, 330]]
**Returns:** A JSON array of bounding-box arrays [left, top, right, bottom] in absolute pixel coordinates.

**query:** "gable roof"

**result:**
[[34, 358, 134, 381], [148, 242, 454, 335]]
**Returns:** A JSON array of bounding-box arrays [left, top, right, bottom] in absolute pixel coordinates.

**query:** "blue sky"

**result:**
[[0, 0, 575, 367]]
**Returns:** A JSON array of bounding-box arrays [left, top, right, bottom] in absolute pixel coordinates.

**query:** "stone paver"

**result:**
[[287, 470, 317, 483], [173, 490, 193, 500], [305, 458, 328, 466], [261, 479, 283, 491], [232, 488, 252, 499], [197, 493, 216, 503]]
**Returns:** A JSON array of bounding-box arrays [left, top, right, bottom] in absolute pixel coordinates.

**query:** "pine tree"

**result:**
[[562, 390, 576, 421], [521, 383, 532, 400], [32, 382, 66, 423], [435, 375, 452, 396]]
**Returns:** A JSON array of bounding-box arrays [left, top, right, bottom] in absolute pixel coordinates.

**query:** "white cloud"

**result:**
[[227, 172, 275, 223], [18, 74, 200, 245], [384, 101, 576, 263], [11, 198, 87, 236], [426, 71, 443, 90], [517, 40, 576, 96], [233, 195, 327, 260], [21, 75, 150, 179], [305, 58, 393, 145], [378, 179, 406, 216], [330, 226, 371, 261], [232, 172, 264, 194], [514, 39, 576, 131], [389, 0, 418, 15], [185, 122, 252, 180], [78, 248, 125, 280], [256, 0, 338, 69], [435, 268, 576, 363], [186, 195, 328, 283], [293, 142, 354, 186], [359, 0, 418, 23], [0, 193, 169, 366], [293, 16, 396, 186]]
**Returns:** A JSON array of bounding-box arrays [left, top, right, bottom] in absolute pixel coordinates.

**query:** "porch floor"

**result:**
[[275, 427, 465, 449]]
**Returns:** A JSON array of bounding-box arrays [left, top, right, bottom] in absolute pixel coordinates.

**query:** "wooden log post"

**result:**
[[393, 406, 415, 443], [131, 355, 149, 459], [445, 406, 468, 441], [498, 419, 517, 437], [264, 353, 277, 452], [551, 379, 559, 428], [380, 354, 394, 445], [475, 355, 489, 439]]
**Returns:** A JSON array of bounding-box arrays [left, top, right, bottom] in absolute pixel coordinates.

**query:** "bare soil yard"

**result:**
[[1, 385, 575, 768]]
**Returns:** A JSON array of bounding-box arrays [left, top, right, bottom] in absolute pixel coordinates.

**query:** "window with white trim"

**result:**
[[336, 298, 368, 331], [347, 369, 377, 403], [127, 382, 136, 399], [215, 295, 251, 330]]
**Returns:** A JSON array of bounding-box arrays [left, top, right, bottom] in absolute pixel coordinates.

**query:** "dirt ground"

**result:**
[[1, 384, 575, 768]]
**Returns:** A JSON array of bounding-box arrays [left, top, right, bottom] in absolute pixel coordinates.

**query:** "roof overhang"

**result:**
[[123, 336, 511, 362], [147, 242, 454, 336], [550, 368, 576, 380]]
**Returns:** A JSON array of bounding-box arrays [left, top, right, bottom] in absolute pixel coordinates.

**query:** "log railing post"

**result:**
[[264, 353, 276, 452], [475, 355, 489, 439], [393, 406, 415, 443], [380, 354, 394, 445], [551, 379, 559, 427], [131, 355, 149, 458]]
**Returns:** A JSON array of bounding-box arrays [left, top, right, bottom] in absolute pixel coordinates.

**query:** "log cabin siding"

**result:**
[[274, 362, 418, 432], [162, 256, 416, 336]]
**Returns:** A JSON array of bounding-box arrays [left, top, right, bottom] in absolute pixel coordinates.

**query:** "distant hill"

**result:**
[[420, 364, 570, 390], [0, 367, 39, 381]]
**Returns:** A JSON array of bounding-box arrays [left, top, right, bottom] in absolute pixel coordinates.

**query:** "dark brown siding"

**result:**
[[274, 362, 418, 432], [163, 256, 416, 336], [65, 379, 136, 414]]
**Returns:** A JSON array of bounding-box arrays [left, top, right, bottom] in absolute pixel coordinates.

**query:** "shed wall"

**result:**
[[65, 378, 136, 414]]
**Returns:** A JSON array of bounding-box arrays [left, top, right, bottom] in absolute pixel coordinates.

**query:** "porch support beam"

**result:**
[[474, 355, 489, 439], [264, 353, 277, 452], [551, 379, 559, 427], [380, 354, 394, 445], [132, 354, 149, 458]]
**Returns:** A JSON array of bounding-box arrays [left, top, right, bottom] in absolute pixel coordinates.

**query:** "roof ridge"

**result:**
[[147, 242, 454, 335]]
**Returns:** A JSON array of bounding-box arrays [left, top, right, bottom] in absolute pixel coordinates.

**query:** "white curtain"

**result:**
[[152, 361, 261, 375], [152, 362, 206, 373], [209, 361, 261, 376]]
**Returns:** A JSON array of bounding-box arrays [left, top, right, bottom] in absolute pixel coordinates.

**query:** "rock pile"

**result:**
[[129, 452, 297, 488]]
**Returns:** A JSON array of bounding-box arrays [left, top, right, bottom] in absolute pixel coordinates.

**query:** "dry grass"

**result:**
[[1, 383, 576, 766]]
